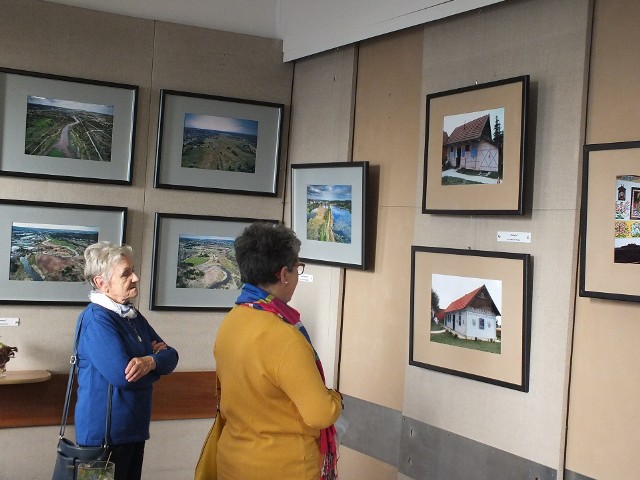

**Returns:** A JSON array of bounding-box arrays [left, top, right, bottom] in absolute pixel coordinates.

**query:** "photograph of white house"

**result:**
[[441, 108, 504, 185], [431, 274, 502, 354]]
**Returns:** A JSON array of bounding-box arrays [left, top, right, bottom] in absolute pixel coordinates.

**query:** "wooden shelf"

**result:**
[[0, 369, 51, 385], [0, 370, 216, 428]]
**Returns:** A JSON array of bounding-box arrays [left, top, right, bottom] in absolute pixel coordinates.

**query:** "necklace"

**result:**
[[125, 318, 142, 342]]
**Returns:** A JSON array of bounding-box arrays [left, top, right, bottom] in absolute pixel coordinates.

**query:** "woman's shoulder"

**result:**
[[222, 305, 299, 337]]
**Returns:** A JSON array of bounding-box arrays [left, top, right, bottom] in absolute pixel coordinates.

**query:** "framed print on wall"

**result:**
[[0, 67, 137, 184], [422, 75, 529, 215], [409, 246, 532, 391], [579, 141, 640, 302], [154, 89, 284, 196], [290, 162, 369, 269], [150, 213, 278, 311], [0, 199, 126, 305]]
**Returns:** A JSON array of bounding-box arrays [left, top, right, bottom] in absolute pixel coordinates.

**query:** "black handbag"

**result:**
[[52, 316, 113, 480]]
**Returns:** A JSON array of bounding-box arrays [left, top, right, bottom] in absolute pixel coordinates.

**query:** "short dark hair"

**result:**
[[234, 222, 301, 286]]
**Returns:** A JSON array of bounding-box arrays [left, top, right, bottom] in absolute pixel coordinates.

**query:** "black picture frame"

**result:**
[[290, 162, 369, 269], [0, 67, 138, 184], [150, 213, 278, 310], [409, 246, 532, 392], [579, 141, 640, 302], [0, 199, 127, 305], [422, 75, 529, 215], [154, 89, 284, 196]]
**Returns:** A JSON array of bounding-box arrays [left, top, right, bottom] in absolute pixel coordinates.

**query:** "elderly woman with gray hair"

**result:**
[[74, 241, 178, 480]]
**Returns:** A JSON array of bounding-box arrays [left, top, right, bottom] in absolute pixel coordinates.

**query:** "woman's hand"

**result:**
[[125, 355, 156, 382], [151, 340, 168, 354]]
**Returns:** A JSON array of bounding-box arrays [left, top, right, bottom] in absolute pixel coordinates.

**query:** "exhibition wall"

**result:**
[[0, 1, 293, 478], [2, 0, 640, 479]]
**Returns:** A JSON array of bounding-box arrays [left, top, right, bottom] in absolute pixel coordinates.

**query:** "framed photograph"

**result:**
[[154, 89, 284, 196], [0, 67, 137, 184], [579, 141, 640, 302], [409, 246, 532, 391], [150, 213, 278, 310], [0, 199, 126, 305], [290, 162, 369, 269], [422, 75, 529, 215]]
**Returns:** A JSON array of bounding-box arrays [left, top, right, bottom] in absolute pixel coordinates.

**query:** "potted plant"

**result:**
[[0, 339, 18, 377]]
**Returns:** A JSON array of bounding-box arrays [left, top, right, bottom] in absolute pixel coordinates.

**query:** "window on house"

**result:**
[[465, 144, 470, 151], [479, 318, 485, 329]]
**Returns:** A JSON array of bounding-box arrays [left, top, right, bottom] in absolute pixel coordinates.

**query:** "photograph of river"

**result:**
[[9, 222, 99, 282], [176, 234, 241, 289], [24, 96, 114, 161], [306, 184, 352, 243], [181, 113, 258, 173]]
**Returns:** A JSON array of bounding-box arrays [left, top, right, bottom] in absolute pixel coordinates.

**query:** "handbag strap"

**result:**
[[58, 311, 113, 447]]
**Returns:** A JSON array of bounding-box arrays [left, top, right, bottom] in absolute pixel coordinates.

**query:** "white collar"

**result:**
[[89, 291, 138, 319]]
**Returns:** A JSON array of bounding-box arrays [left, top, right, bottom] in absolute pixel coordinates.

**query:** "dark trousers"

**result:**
[[109, 441, 146, 480]]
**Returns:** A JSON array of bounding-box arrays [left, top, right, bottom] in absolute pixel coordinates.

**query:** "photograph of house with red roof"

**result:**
[[430, 273, 502, 354], [441, 107, 504, 186]]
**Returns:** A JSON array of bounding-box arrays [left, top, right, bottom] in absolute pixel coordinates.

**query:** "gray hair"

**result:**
[[84, 241, 134, 289]]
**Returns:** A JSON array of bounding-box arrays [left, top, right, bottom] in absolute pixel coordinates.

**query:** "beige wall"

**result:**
[[334, 0, 592, 477], [565, 1, 640, 479], [285, 46, 358, 387], [407, 0, 591, 471], [0, 1, 292, 478]]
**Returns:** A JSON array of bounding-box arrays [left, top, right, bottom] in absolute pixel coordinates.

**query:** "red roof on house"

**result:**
[[444, 114, 490, 145], [442, 284, 501, 316], [443, 286, 483, 313]]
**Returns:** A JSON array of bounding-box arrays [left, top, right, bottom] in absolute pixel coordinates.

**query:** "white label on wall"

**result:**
[[299, 273, 314, 283], [0, 318, 20, 326], [497, 231, 531, 243]]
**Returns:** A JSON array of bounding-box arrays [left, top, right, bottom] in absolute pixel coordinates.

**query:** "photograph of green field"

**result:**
[[176, 234, 241, 289], [306, 185, 352, 243], [9, 222, 99, 282], [181, 113, 258, 173], [24, 96, 114, 161]]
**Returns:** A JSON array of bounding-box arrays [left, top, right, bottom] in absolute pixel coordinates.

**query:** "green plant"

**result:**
[[0, 339, 18, 370]]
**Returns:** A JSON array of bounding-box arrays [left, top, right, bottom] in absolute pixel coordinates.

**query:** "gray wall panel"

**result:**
[[564, 471, 596, 480], [340, 395, 403, 466], [399, 417, 557, 480], [341, 394, 559, 480]]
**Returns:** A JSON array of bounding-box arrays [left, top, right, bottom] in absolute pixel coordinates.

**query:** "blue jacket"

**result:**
[[74, 303, 179, 446]]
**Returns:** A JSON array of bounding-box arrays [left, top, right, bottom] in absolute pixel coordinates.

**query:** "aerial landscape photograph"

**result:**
[[306, 184, 352, 243], [24, 95, 114, 161], [176, 234, 241, 289], [181, 112, 258, 173], [9, 222, 99, 282]]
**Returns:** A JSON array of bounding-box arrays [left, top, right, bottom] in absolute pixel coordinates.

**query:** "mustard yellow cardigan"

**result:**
[[214, 305, 343, 480]]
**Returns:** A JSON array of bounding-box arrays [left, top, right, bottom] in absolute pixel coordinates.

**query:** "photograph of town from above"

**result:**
[[10, 222, 99, 282], [24, 96, 114, 161], [176, 234, 241, 290], [441, 107, 504, 186], [181, 113, 258, 173], [306, 184, 352, 244]]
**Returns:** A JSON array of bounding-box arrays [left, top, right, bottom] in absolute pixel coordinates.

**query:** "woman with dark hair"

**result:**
[[75, 241, 179, 480], [213, 222, 343, 479]]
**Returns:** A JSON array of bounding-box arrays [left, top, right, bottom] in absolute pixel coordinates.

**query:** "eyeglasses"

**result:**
[[295, 263, 305, 275]]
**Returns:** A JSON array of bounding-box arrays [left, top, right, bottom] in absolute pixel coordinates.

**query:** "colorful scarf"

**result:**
[[236, 283, 339, 480]]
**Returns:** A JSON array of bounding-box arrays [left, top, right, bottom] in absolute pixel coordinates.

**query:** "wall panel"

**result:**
[[566, 1, 640, 478]]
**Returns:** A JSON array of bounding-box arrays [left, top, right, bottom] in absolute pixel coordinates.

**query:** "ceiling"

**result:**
[[42, 0, 281, 39], [41, 0, 505, 61]]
